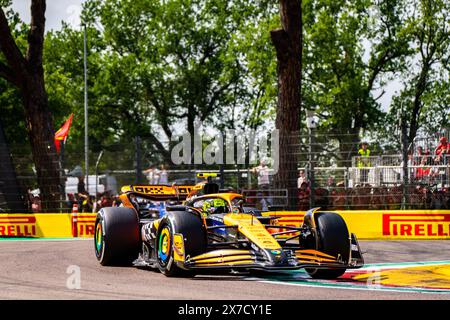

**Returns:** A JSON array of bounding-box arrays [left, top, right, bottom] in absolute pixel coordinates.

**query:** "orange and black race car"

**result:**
[[94, 174, 364, 278]]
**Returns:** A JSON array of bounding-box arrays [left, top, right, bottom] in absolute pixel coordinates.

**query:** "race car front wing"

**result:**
[[182, 234, 364, 271]]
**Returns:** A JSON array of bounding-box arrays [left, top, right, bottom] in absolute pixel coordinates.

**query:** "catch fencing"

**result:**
[[0, 130, 449, 213]]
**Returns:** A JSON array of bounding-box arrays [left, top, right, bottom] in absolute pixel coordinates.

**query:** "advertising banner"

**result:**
[[0, 213, 96, 238], [1, 210, 450, 240], [266, 210, 450, 240]]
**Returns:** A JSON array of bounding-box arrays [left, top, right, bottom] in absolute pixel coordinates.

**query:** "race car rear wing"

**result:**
[[120, 185, 195, 201]]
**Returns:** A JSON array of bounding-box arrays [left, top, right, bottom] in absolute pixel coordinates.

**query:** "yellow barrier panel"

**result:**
[[266, 210, 450, 240], [2, 210, 450, 240], [0, 213, 96, 238]]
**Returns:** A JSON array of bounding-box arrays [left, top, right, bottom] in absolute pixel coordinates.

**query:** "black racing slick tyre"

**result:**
[[94, 207, 140, 266], [156, 211, 206, 277], [306, 212, 350, 279]]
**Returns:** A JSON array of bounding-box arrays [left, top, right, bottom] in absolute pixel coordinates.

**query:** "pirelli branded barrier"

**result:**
[[0, 213, 96, 238], [1, 210, 450, 240], [265, 210, 450, 240]]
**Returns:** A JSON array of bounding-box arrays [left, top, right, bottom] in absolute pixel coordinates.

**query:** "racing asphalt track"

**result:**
[[0, 239, 450, 300]]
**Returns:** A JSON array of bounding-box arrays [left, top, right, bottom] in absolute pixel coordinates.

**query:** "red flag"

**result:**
[[55, 113, 74, 153]]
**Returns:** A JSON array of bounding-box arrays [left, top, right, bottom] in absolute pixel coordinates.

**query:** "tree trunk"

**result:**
[[0, 1, 62, 212], [22, 75, 62, 212], [408, 61, 431, 145], [271, 0, 302, 210]]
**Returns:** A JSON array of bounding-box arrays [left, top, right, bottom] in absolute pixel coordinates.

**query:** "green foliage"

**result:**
[[44, 0, 278, 165], [0, 0, 448, 172], [0, 7, 30, 146], [302, 0, 401, 136], [379, 0, 449, 146]]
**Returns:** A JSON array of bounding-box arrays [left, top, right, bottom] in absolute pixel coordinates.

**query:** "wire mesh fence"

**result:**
[[0, 130, 449, 213]]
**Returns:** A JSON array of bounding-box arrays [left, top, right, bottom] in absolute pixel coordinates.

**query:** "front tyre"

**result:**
[[306, 212, 350, 279], [156, 212, 206, 277]]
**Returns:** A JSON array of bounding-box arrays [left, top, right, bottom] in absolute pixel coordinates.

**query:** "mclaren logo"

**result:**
[[0, 216, 37, 237], [382, 213, 450, 237]]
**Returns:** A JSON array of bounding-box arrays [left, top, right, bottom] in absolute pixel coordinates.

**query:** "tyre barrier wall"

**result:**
[[0, 210, 450, 240]]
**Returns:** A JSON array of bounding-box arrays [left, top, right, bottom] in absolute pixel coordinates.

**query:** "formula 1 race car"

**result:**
[[94, 174, 364, 279]]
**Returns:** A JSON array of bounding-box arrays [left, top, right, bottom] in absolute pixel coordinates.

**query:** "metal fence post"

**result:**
[[135, 136, 143, 184], [308, 127, 315, 208], [401, 106, 409, 209]]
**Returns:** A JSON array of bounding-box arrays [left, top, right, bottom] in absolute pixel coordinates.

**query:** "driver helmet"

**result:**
[[202, 198, 227, 215]]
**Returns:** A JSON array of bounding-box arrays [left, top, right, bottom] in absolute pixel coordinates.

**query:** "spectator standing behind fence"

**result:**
[[252, 160, 271, 210], [144, 165, 157, 184], [357, 142, 371, 183], [252, 160, 270, 188], [416, 155, 432, 181], [78, 191, 92, 212], [31, 196, 41, 213], [77, 175, 86, 194], [297, 169, 309, 189], [159, 164, 168, 185], [415, 146, 430, 165], [434, 137, 449, 164], [326, 176, 336, 191]]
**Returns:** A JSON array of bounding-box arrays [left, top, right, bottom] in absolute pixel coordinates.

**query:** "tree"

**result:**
[[301, 0, 412, 165], [80, 0, 247, 157], [380, 0, 449, 147], [49, 0, 278, 167], [271, 0, 302, 209], [0, 0, 62, 211], [403, 0, 449, 144]]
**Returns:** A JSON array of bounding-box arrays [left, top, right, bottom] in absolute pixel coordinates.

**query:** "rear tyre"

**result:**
[[305, 212, 350, 279], [94, 207, 140, 266], [156, 212, 206, 277]]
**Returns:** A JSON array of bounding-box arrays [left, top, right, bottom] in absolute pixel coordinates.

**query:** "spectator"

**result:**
[[252, 160, 270, 189], [298, 182, 310, 210], [101, 192, 113, 208], [153, 166, 161, 184], [77, 175, 86, 194], [297, 169, 309, 189], [416, 146, 425, 160], [78, 191, 92, 212], [31, 196, 41, 213], [143, 166, 155, 184], [414, 146, 431, 166], [94, 191, 113, 212], [66, 193, 76, 212], [143, 165, 157, 184], [326, 176, 336, 191], [26, 189, 34, 212], [415, 156, 431, 181], [252, 160, 272, 209], [434, 137, 449, 164], [112, 196, 122, 207], [159, 164, 168, 185], [357, 142, 371, 165], [357, 142, 371, 183]]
